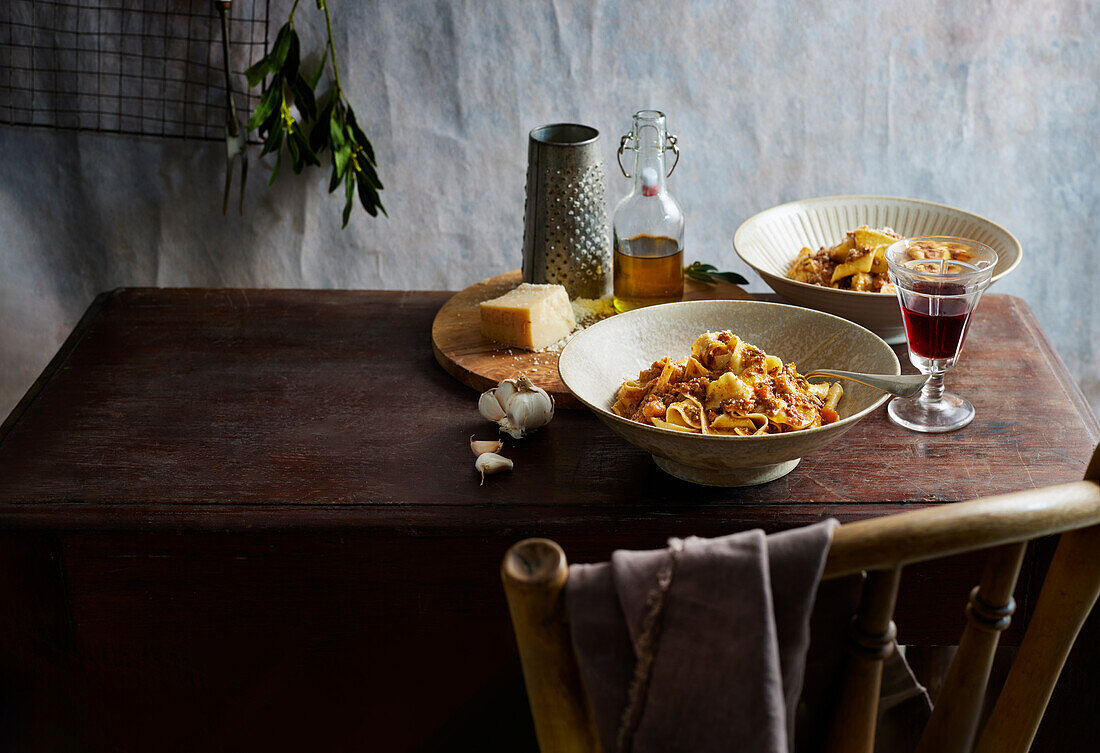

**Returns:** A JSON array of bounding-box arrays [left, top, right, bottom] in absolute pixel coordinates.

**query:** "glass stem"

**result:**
[[921, 370, 946, 403]]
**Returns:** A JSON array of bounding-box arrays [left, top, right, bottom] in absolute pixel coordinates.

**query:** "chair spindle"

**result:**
[[914, 541, 1027, 753], [973, 523, 1100, 753], [825, 566, 902, 753]]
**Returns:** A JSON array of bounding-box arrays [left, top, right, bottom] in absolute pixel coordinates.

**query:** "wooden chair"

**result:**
[[501, 444, 1100, 753]]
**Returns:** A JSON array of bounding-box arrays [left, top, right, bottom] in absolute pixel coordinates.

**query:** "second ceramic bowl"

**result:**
[[733, 195, 1022, 343]]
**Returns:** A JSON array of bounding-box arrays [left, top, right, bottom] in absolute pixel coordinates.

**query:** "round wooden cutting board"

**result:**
[[431, 270, 754, 409]]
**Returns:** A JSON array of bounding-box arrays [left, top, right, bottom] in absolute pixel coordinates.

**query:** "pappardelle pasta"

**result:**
[[787, 226, 903, 293], [786, 227, 981, 293], [611, 331, 843, 435]]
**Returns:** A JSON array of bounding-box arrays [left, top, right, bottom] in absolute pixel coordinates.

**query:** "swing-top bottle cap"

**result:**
[[641, 167, 659, 196]]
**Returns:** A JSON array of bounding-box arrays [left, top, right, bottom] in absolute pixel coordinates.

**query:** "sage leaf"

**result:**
[[683, 261, 749, 286]]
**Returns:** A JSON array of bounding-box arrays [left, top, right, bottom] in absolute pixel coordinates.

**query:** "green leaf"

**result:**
[[358, 160, 383, 191], [329, 107, 345, 149], [284, 29, 301, 81], [258, 103, 282, 140], [302, 140, 321, 167], [346, 108, 375, 165], [247, 85, 281, 133], [310, 96, 334, 154], [295, 131, 321, 168], [334, 143, 351, 179], [290, 74, 316, 121], [711, 271, 750, 285], [360, 135, 376, 167], [247, 23, 294, 88], [244, 57, 275, 89], [271, 23, 294, 73], [287, 132, 302, 174], [307, 56, 326, 89], [328, 162, 341, 193], [268, 149, 282, 185], [683, 261, 749, 286], [260, 126, 283, 157], [341, 174, 355, 227], [357, 171, 379, 217]]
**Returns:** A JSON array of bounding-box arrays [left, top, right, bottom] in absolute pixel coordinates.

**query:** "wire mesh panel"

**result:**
[[1, 0, 270, 141]]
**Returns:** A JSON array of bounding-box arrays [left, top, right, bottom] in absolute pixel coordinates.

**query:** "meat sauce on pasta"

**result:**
[[611, 331, 843, 435]]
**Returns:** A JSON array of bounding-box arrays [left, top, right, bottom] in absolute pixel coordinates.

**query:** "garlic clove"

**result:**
[[478, 388, 507, 422], [494, 378, 519, 410], [470, 436, 504, 457], [503, 390, 554, 432], [475, 452, 513, 485]]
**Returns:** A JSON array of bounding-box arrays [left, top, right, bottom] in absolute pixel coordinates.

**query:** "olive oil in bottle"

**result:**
[[613, 234, 684, 311], [612, 110, 685, 313]]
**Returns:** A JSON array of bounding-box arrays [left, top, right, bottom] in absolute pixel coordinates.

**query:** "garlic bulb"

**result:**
[[478, 374, 555, 439], [475, 452, 513, 485], [470, 436, 504, 457]]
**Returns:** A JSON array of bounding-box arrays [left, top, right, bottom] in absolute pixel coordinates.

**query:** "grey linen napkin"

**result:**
[[566, 521, 839, 753]]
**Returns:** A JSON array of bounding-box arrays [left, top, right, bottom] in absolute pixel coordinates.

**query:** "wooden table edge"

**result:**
[[1006, 296, 1099, 441], [0, 500, 943, 534], [0, 288, 119, 443]]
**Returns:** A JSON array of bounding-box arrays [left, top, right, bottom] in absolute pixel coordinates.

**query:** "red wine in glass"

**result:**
[[900, 281, 972, 360]]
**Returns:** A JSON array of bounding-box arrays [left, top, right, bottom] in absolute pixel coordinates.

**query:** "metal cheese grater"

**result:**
[[522, 124, 612, 300]]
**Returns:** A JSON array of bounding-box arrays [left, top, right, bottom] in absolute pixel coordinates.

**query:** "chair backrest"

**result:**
[[501, 444, 1100, 753]]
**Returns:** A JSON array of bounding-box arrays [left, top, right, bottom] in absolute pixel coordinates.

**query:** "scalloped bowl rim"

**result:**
[[558, 299, 899, 442], [733, 194, 1023, 299]]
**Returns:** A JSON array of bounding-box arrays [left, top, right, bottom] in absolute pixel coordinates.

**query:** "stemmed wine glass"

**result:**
[[885, 237, 998, 433]]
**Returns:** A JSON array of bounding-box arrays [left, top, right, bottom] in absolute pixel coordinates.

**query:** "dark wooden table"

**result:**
[[0, 288, 1095, 752]]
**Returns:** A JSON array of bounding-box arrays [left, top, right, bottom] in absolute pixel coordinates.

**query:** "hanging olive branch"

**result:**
[[245, 0, 385, 227]]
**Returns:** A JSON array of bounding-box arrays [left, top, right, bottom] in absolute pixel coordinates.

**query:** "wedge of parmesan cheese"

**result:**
[[480, 283, 577, 351]]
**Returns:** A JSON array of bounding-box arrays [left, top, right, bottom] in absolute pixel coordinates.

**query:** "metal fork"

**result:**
[[805, 369, 928, 398]]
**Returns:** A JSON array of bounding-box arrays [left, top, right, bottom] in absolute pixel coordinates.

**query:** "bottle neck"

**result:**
[[631, 130, 667, 196]]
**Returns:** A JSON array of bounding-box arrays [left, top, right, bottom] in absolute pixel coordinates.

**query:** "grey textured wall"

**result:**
[[1, 0, 1097, 422]]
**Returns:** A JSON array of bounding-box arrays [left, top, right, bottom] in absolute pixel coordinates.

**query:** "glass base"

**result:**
[[887, 392, 975, 433]]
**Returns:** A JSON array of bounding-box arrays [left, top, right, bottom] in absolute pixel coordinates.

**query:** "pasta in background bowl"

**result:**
[[557, 300, 899, 487], [734, 196, 1021, 343]]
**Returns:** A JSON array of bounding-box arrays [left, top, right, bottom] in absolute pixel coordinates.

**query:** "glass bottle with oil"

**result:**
[[612, 110, 684, 312]]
